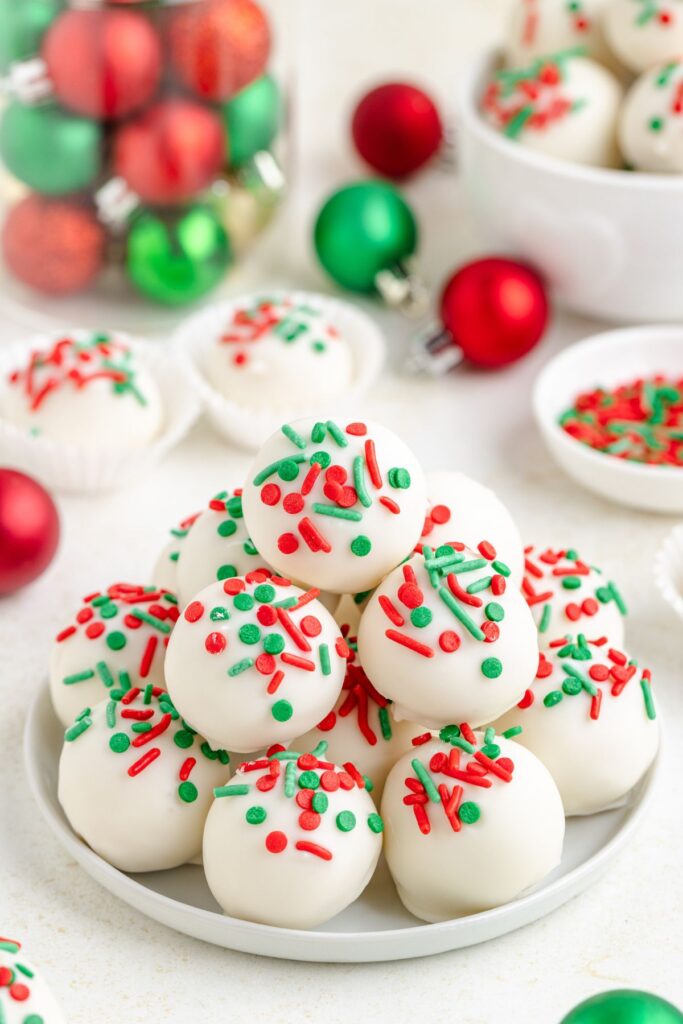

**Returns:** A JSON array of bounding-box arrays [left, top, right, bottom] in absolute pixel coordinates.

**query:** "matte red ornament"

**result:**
[[167, 0, 271, 102], [2, 194, 106, 296], [351, 82, 443, 179], [0, 469, 59, 596], [440, 257, 549, 369], [114, 98, 225, 204], [42, 8, 163, 119]]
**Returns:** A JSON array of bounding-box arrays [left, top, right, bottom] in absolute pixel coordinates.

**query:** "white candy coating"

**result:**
[[620, 59, 683, 171], [1, 331, 163, 450], [151, 510, 201, 593], [203, 748, 383, 928], [490, 637, 659, 814], [0, 939, 65, 1024], [242, 417, 427, 594], [482, 53, 623, 167], [358, 548, 538, 728], [58, 690, 230, 873], [523, 545, 626, 648], [382, 734, 565, 922], [164, 575, 347, 752], [505, 0, 615, 70], [49, 584, 179, 727], [203, 295, 354, 410], [422, 470, 524, 582], [604, 0, 683, 73]]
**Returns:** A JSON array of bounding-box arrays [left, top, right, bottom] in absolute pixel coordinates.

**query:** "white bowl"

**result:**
[[533, 324, 683, 513], [654, 524, 683, 620], [457, 52, 683, 323]]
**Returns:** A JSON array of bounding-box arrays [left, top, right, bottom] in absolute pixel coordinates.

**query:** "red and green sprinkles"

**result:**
[[632, 0, 676, 26], [218, 296, 343, 368], [317, 624, 396, 746], [205, 487, 267, 580], [523, 546, 626, 631], [0, 937, 46, 1022], [482, 49, 587, 140]]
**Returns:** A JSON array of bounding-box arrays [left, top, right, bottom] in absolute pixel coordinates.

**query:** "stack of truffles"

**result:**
[[51, 416, 659, 928]]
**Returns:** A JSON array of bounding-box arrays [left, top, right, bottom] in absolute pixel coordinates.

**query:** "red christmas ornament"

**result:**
[[114, 98, 225, 204], [2, 194, 106, 296], [0, 469, 59, 596], [167, 0, 271, 102], [42, 8, 163, 120], [351, 82, 443, 179]]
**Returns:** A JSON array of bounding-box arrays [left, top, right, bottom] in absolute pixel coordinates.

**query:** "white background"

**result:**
[[1, 1, 682, 1021]]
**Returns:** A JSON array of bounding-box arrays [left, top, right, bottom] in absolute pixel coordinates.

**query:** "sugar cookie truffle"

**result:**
[[203, 742, 383, 928], [165, 574, 347, 752], [604, 0, 683, 73], [358, 546, 538, 728], [491, 635, 659, 814], [49, 583, 179, 727], [620, 59, 683, 172], [1, 331, 163, 450], [382, 730, 564, 921], [482, 52, 623, 167], [152, 510, 201, 592], [291, 623, 420, 799], [58, 686, 230, 872], [242, 418, 427, 594], [0, 937, 65, 1024], [203, 295, 354, 410], [505, 0, 615, 70], [523, 545, 626, 647], [420, 471, 524, 582]]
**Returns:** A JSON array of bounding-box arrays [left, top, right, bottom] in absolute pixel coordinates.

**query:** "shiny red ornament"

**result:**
[[0, 469, 59, 596], [351, 82, 443, 179], [440, 257, 549, 369], [114, 98, 225, 204], [42, 8, 163, 119], [2, 194, 106, 296], [167, 0, 271, 102]]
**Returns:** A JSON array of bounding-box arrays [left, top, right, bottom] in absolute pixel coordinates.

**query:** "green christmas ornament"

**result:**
[[223, 74, 281, 168], [0, 102, 100, 195], [313, 180, 426, 313], [560, 990, 683, 1024], [126, 204, 232, 306], [0, 0, 62, 72]]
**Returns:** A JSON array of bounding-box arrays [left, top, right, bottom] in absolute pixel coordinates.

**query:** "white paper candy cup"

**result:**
[[173, 290, 386, 452], [654, 523, 683, 621], [0, 330, 199, 495]]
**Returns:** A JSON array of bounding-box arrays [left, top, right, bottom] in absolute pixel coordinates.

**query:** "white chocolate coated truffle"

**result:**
[[0, 938, 65, 1024], [506, 0, 615, 70], [523, 545, 626, 648], [358, 547, 538, 728], [49, 584, 179, 727], [164, 574, 347, 753], [490, 636, 659, 814], [203, 744, 383, 929], [152, 510, 201, 593], [482, 53, 623, 167], [604, 0, 683, 73], [620, 59, 683, 171], [242, 417, 427, 594], [203, 295, 354, 410], [382, 732, 564, 922], [58, 687, 230, 872], [1, 331, 163, 450], [421, 470, 524, 582]]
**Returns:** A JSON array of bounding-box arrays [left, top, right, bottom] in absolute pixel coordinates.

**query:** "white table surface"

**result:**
[[1, 2, 682, 1021]]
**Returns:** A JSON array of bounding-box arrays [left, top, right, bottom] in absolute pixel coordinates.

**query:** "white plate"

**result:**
[[25, 683, 657, 963]]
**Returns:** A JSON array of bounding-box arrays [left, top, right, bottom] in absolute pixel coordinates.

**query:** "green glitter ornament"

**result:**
[[223, 74, 281, 168], [559, 990, 683, 1024], [0, 0, 62, 72], [0, 102, 100, 195]]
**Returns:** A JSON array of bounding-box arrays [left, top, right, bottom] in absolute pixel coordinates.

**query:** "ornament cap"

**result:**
[[375, 256, 429, 318], [234, 149, 286, 205], [95, 177, 140, 232], [1, 56, 51, 103], [406, 323, 463, 375]]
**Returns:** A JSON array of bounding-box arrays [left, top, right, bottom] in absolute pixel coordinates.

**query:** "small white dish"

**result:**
[[0, 330, 199, 495], [654, 524, 683, 619], [25, 682, 657, 963], [533, 325, 683, 514], [173, 290, 385, 452]]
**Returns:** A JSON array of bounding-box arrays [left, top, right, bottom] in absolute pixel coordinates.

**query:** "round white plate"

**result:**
[[25, 683, 657, 963]]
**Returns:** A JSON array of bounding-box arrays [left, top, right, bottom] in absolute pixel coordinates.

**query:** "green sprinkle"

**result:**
[[484, 726, 495, 745], [353, 589, 372, 605], [388, 466, 411, 489], [502, 725, 522, 739], [284, 760, 297, 796], [336, 810, 356, 832], [239, 623, 261, 645], [319, 643, 331, 676], [367, 813, 384, 834], [467, 576, 493, 594], [351, 535, 372, 557], [561, 576, 582, 590], [640, 676, 656, 720], [311, 739, 329, 758], [99, 602, 118, 619], [143, 684, 153, 704], [448, 558, 489, 575], [178, 781, 198, 803], [214, 784, 249, 797], [312, 503, 362, 522], [481, 743, 500, 759], [459, 801, 481, 824], [201, 741, 218, 760], [106, 700, 117, 728], [379, 705, 392, 740], [246, 805, 267, 824], [109, 732, 130, 753], [279, 458, 301, 481], [217, 519, 237, 538], [263, 632, 286, 654], [130, 608, 172, 633], [326, 419, 348, 447], [481, 657, 503, 679], [234, 592, 255, 611], [299, 770, 320, 790], [311, 421, 326, 443], [539, 603, 552, 634], [485, 602, 504, 622], [253, 454, 306, 485], [410, 606, 432, 628], [411, 758, 441, 803], [132, 721, 152, 733], [310, 449, 331, 468], [211, 606, 230, 622], [106, 631, 126, 651], [63, 669, 95, 686], [174, 729, 194, 749], [254, 583, 276, 603], [312, 792, 328, 813], [439, 724, 461, 743], [562, 676, 582, 696], [438, 587, 486, 640], [544, 690, 563, 707], [353, 455, 372, 508], [272, 699, 293, 721], [95, 661, 115, 688], [65, 718, 92, 742], [228, 657, 254, 676], [282, 423, 307, 449], [492, 560, 511, 577]]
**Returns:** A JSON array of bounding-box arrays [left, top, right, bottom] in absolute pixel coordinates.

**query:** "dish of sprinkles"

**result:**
[[65, 684, 229, 803], [0, 937, 46, 1024], [482, 49, 587, 139], [404, 726, 520, 835], [216, 741, 383, 862], [559, 375, 683, 466], [217, 296, 342, 368], [523, 545, 626, 634], [6, 332, 149, 413], [316, 624, 394, 746], [521, 634, 656, 721]]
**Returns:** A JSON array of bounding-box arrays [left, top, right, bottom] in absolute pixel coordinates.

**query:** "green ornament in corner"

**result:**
[[0, 0, 62, 72], [560, 990, 683, 1024]]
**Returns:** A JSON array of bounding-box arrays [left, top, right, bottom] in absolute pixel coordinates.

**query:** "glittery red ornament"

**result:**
[[440, 257, 549, 369], [0, 469, 59, 596], [42, 8, 163, 119], [114, 98, 225, 204], [351, 82, 443, 179], [2, 194, 106, 296], [167, 0, 271, 102]]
